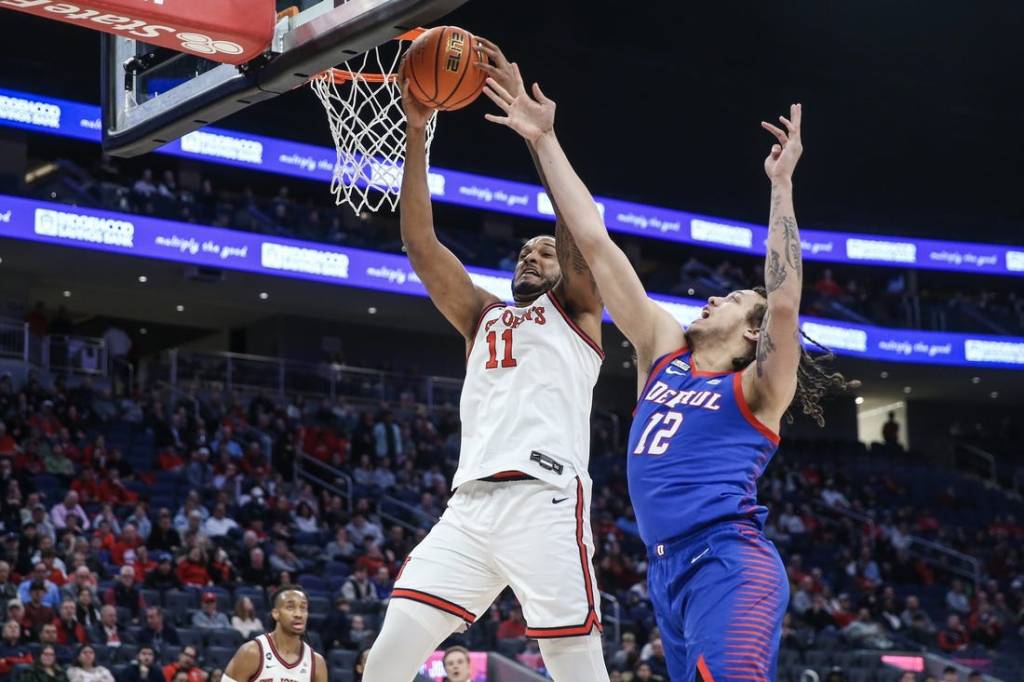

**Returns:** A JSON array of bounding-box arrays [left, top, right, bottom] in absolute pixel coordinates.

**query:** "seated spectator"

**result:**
[[292, 503, 319, 534], [66, 644, 113, 682], [370, 566, 393, 600], [831, 593, 856, 628], [17, 643, 67, 682], [103, 566, 143, 622], [208, 548, 237, 589], [51, 600, 87, 647], [124, 504, 152, 542], [937, 614, 970, 653], [191, 592, 230, 630], [633, 661, 664, 682], [901, 595, 936, 634], [0, 562, 17, 603], [230, 597, 263, 640], [147, 510, 181, 554], [24, 582, 56, 633], [176, 548, 211, 588], [74, 589, 100, 630], [842, 608, 892, 649], [109, 524, 143, 567], [967, 602, 1003, 649], [340, 567, 378, 603], [610, 631, 639, 670], [37, 623, 71, 665], [143, 553, 180, 592], [353, 542, 386, 576], [120, 645, 164, 682], [946, 580, 970, 615], [202, 504, 238, 539], [345, 513, 383, 547], [88, 606, 131, 650], [0, 620, 33, 675], [791, 575, 815, 615], [18, 565, 61, 608], [50, 493, 89, 532], [814, 268, 844, 298], [60, 569, 95, 605], [237, 548, 271, 588], [161, 645, 204, 682], [643, 637, 669, 679], [323, 597, 351, 650], [268, 541, 301, 575], [325, 528, 355, 562], [138, 607, 180, 652], [348, 614, 375, 651]]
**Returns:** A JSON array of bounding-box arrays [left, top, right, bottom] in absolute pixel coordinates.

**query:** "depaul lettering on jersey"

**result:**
[[641, 380, 724, 412]]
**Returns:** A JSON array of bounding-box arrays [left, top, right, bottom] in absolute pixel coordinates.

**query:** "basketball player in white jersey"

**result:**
[[362, 40, 609, 682], [223, 588, 326, 682]]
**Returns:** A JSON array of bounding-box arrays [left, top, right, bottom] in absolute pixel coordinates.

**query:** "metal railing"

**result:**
[[0, 320, 27, 362], [600, 591, 622, 646], [378, 495, 439, 534], [907, 535, 982, 593], [294, 452, 354, 514], [813, 500, 878, 547], [44, 334, 108, 376], [163, 348, 463, 409], [953, 441, 997, 486]]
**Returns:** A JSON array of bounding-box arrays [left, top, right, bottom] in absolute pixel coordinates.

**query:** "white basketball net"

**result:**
[[310, 36, 437, 214]]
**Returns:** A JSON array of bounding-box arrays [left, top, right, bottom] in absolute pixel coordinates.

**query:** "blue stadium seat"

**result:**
[[207, 628, 244, 649], [205, 646, 235, 669], [177, 627, 203, 648], [298, 574, 329, 594], [330, 668, 354, 682], [329, 650, 357, 669]]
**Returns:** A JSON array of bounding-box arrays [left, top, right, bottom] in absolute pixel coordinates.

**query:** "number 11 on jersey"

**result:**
[[485, 329, 517, 369], [633, 410, 683, 455]]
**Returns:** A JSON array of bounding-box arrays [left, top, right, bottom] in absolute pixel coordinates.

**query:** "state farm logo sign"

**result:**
[[176, 32, 243, 56], [1, 0, 246, 58]]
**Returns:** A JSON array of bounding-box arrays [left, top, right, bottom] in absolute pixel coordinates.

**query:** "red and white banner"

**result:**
[[0, 0, 276, 65]]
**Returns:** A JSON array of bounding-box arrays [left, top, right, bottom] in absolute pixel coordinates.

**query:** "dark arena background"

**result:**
[[0, 1, 1023, 681]]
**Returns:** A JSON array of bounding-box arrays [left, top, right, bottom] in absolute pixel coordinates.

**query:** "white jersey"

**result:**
[[250, 633, 315, 682], [454, 291, 603, 490]]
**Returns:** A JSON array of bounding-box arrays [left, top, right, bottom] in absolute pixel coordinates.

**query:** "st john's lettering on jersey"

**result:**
[[484, 305, 547, 332], [641, 381, 724, 411]]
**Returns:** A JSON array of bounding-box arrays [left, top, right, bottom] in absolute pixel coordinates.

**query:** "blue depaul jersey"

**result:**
[[627, 347, 780, 547]]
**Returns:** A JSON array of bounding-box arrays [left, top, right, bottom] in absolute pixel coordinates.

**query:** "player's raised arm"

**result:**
[[476, 39, 602, 323], [744, 104, 805, 421], [482, 72, 683, 364], [399, 79, 499, 340]]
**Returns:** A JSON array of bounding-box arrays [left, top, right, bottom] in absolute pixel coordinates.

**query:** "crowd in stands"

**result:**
[[0, 349, 1022, 681], [30, 154, 1024, 336]]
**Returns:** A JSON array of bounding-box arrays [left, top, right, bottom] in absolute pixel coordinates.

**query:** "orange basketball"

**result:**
[[402, 26, 488, 111]]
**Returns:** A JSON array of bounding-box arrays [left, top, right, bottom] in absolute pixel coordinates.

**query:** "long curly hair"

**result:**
[[732, 287, 858, 427]]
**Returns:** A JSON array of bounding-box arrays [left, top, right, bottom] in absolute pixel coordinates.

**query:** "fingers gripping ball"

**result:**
[[402, 26, 489, 111]]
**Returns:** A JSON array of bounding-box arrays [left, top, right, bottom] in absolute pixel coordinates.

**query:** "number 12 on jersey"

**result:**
[[485, 329, 517, 369], [633, 410, 683, 455]]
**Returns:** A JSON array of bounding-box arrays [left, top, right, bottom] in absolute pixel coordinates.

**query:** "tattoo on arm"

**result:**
[[555, 219, 597, 289], [756, 311, 776, 378], [780, 216, 802, 280], [766, 249, 787, 293]]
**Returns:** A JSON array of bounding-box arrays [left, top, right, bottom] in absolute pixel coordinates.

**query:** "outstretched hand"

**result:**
[[398, 65, 434, 130], [762, 103, 803, 183], [474, 37, 524, 99], [482, 65, 555, 143]]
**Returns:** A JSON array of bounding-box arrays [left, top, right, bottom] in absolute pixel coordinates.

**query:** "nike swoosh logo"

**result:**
[[665, 367, 686, 375], [690, 547, 710, 564], [552, 497, 569, 504]]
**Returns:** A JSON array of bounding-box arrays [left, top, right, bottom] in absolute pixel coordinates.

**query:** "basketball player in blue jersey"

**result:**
[[486, 74, 853, 681]]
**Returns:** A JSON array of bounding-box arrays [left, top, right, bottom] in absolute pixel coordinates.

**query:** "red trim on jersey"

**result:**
[[697, 654, 717, 682], [465, 301, 506, 360], [525, 476, 602, 639], [690, 356, 735, 378], [248, 637, 265, 682], [633, 346, 689, 417], [480, 470, 532, 481], [265, 632, 304, 669], [390, 588, 476, 623], [732, 372, 780, 444], [547, 290, 604, 359], [395, 556, 410, 581]]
